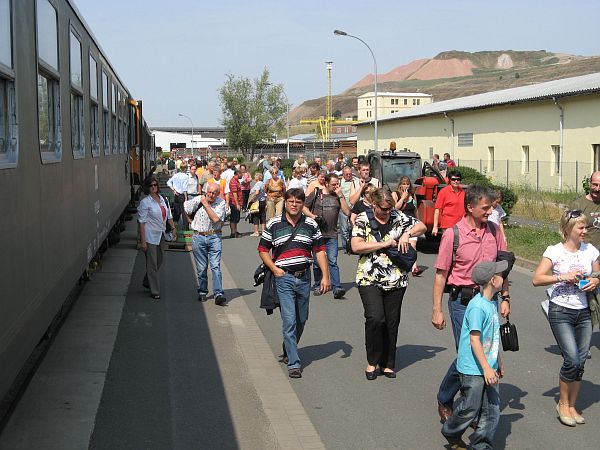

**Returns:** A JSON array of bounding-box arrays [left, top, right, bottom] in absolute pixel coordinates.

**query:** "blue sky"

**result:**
[[75, 0, 600, 127]]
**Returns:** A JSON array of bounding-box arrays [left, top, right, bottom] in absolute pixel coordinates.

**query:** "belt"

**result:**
[[194, 230, 220, 236], [447, 285, 479, 306], [285, 267, 308, 278]]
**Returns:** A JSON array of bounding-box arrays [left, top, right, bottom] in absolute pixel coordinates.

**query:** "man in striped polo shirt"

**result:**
[[258, 188, 331, 378]]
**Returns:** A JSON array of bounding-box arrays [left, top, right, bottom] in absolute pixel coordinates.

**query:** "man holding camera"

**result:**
[[303, 173, 350, 299]]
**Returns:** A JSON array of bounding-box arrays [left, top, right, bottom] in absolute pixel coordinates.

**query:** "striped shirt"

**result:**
[[258, 215, 325, 273]]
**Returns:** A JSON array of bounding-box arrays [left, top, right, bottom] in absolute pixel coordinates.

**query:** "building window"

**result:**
[[417, 99, 420, 105], [403, 99, 407, 105], [91, 103, 99, 157], [37, 0, 58, 70], [413, 99, 416, 105], [552, 145, 560, 174], [38, 73, 62, 162], [522, 145, 529, 174], [457, 133, 473, 147], [488, 146, 495, 172], [593, 144, 600, 172]]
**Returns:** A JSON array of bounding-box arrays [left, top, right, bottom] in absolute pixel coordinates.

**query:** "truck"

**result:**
[[367, 150, 448, 238]]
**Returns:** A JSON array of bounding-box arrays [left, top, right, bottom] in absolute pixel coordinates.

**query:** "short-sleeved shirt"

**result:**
[[184, 196, 226, 233], [352, 210, 418, 290], [570, 196, 600, 249], [305, 189, 342, 239], [228, 176, 243, 206], [434, 185, 465, 229], [258, 215, 325, 273], [488, 205, 506, 225], [435, 217, 506, 288], [543, 242, 600, 310], [457, 293, 500, 375]]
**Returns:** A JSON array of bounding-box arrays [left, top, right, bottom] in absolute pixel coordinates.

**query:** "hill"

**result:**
[[289, 50, 600, 126]]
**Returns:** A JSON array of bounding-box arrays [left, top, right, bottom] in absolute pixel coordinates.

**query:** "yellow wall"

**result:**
[[357, 93, 600, 190]]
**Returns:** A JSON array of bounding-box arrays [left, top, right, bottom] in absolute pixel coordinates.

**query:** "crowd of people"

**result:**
[[139, 151, 600, 449]]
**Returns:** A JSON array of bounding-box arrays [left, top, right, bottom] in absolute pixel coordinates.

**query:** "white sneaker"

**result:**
[[251, 232, 260, 237]]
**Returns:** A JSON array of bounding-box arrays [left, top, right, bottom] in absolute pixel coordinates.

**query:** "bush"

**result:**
[[455, 166, 518, 217]]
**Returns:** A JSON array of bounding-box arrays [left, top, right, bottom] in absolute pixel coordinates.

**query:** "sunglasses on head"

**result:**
[[567, 209, 583, 219]]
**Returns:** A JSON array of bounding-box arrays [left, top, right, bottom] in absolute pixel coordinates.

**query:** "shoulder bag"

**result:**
[[365, 209, 417, 272], [500, 315, 519, 351]]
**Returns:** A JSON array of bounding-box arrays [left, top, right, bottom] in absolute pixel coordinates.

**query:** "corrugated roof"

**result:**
[[359, 72, 600, 125]]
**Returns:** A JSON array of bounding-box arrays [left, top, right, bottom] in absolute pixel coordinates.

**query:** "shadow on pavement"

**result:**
[[544, 344, 562, 356], [395, 344, 447, 371], [223, 287, 257, 303], [542, 379, 600, 412], [89, 251, 240, 450], [300, 341, 354, 368]]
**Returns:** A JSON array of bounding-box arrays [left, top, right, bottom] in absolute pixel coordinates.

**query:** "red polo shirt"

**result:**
[[434, 185, 465, 229], [435, 217, 506, 288]]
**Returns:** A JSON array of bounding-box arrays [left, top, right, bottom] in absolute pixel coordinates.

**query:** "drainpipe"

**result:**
[[444, 112, 455, 158], [553, 97, 564, 191]]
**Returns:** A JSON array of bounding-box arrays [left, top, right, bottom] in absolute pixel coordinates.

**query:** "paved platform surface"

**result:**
[[1, 218, 600, 449]]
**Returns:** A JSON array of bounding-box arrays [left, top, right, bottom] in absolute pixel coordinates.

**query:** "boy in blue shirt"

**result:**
[[441, 260, 507, 450]]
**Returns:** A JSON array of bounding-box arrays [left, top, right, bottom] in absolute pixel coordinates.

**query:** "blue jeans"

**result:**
[[192, 234, 223, 297], [312, 237, 341, 291], [442, 374, 500, 450], [438, 292, 498, 408], [275, 271, 311, 369], [548, 302, 592, 382], [338, 210, 350, 251]]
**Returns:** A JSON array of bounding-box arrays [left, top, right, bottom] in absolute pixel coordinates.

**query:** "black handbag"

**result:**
[[500, 315, 519, 351], [365, 209, 417, 272]]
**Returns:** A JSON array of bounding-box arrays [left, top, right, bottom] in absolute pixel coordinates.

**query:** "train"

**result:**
[[0, 0, 154, 411]]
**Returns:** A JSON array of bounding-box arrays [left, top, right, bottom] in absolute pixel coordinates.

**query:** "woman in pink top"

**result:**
[[240, 164, 252, 211]]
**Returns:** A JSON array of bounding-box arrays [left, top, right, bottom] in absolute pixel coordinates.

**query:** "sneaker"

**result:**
[[250, 232, 260, 237], [215, 294, 227, 306], [443, 437, 467, 450], [288, 368, 302, 379], [312, 288, 322, 297], [333, 288, 346, 299], [198, 294, 207, 302]]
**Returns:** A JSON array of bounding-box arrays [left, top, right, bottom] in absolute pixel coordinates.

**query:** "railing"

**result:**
[[457, 159, 592, 192]]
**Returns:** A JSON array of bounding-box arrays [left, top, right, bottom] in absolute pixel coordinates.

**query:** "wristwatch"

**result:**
[[501, 295, 511, 302]]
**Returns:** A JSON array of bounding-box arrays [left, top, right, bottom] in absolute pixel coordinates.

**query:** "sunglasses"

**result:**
[[149, 183, 158, 187], [450, 177, 461, 181], [376, 206, 392, 212], [567, 209, 583, 219]]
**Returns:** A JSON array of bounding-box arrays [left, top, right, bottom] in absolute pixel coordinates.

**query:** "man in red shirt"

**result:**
[[228, 169, 243, 238], [444, 152, 456, 168], [431, 185, 511, 424], [432, 170, 465, 237]]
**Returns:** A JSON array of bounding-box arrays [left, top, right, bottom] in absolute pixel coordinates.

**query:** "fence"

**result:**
[[457, 159, 592, 192]]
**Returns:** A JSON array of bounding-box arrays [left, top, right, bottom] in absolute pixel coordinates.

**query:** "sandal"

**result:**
[[411, 266, 423, 277], [150, 293, 160, 299]]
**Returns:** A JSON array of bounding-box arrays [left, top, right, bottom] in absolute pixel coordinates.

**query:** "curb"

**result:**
[[515, 256, 538, 271]]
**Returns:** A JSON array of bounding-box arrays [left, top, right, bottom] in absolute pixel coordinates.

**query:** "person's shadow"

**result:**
[[542, 379, 600, 412], [222, 287, 256, 303], [493, 383, 528, 449], [299, 341, 353, 368], [395, 344, 446, 371]]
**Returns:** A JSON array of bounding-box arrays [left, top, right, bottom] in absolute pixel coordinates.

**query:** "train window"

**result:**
[[69, 29, 82, 90], [0, 0, 11, 70], [103, 110, 109, 155], [89, 55, 97, 100], [38, 73, 62, 163], [36, 0, 59, 71], [71, 93, 84, 158], [0, 77, 18, 169], [102, 71, 108, 109], [91, 103, 99, 157], [112, 83, 118, 154]]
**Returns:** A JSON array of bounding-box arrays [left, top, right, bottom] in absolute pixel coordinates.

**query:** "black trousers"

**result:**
[[358, 284, 406, 369], [174, 193, 189, 230]]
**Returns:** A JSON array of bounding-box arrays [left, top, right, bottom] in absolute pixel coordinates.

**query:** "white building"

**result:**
[[357, 92, 433, 121]]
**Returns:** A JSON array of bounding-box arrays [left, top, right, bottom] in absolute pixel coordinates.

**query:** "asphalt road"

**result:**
[[222, 220, 600, 450]]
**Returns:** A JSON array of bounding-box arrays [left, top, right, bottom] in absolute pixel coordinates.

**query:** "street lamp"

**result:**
[[334, 29, 378, 152], [178, 113, 194, 157], [282, 90, 291, 159]]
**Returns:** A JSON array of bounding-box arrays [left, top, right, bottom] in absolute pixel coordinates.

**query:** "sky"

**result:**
[[74, 0, 600, 128]]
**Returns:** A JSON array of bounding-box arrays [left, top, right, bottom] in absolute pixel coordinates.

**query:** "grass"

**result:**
[[510, 185, 581, 223], [504, 224, 561, 262]]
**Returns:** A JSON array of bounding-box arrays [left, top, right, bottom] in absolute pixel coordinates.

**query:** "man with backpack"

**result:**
[[431, 185, 511, 425]]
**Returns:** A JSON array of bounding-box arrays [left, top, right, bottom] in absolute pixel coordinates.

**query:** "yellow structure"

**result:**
[[357, 92, 433, 121], [356, 73, 600, 191]]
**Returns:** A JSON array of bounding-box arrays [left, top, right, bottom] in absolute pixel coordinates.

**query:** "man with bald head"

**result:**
[[185, 182, 227, 305], [570, 171, 600, 249]]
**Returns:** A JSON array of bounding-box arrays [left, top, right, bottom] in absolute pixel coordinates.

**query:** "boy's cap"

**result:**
[[472, 260, 509, 285]]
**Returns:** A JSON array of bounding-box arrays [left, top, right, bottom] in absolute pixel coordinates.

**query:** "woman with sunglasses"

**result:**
[[533, 209, 600, 426], [138, 176, 176, 299], [432, 169, 465, 237], [351, 189, 426, 380]]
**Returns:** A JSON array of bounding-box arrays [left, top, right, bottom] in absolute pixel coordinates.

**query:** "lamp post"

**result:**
[[178, 113, 194, 157], [282, 90, 290, 159], [334, 29, 378, 152]]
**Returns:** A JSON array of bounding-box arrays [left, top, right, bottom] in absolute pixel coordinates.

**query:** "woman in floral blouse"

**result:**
[[351, 188, 426, 380]]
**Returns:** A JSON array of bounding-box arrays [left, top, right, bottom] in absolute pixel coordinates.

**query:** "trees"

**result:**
[[219, 67, 287, 159]]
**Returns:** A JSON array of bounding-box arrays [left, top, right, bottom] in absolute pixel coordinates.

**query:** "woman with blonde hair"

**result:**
[[265, 166, 286, 221], [533, 209, 600, 426]]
